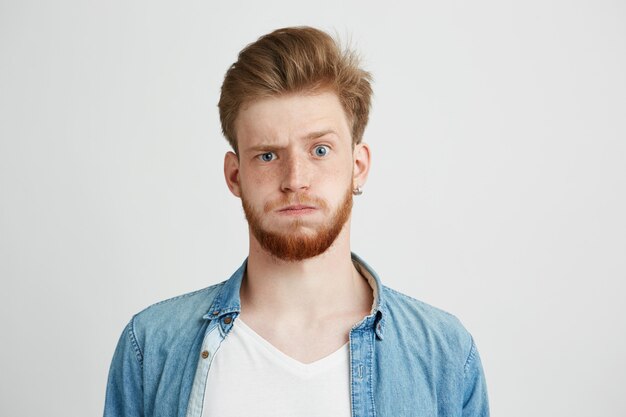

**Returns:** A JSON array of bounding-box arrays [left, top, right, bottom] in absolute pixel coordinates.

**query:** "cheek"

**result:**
[[320, 166, 353, 195], [240, 169, 278, 199], [252, 169, 281, 189], [334, 157, 355, 182]]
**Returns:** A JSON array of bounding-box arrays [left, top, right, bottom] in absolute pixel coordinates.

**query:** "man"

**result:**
[[104, 26, 489, 417]]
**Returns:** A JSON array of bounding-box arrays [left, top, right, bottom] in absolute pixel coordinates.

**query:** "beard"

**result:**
[[241, 184, 353, 262]]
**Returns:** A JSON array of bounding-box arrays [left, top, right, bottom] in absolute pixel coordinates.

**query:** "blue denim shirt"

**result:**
[[104, 253, 489, 417]]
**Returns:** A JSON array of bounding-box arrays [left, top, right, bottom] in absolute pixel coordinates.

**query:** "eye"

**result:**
[[313, 145, 330, 157], [258, 152, 276, 162]]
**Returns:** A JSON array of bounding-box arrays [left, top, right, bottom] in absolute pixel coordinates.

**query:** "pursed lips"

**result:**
[[278, 204, 316, 212]]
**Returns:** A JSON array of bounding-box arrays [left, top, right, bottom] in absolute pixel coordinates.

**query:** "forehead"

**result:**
[[235, 90, 352, 150]]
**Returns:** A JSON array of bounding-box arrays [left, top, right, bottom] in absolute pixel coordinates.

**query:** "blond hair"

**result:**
[[218, 26, 373, 153]]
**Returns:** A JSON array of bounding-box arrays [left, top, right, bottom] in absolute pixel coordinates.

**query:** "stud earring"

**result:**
[[353, 185, 363, 196]]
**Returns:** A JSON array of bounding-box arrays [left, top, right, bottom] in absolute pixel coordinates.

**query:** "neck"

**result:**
[[240, 222, 372, 322]]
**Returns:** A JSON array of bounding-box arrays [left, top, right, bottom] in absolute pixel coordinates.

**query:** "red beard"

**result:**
[[241, 184, 353, 262]]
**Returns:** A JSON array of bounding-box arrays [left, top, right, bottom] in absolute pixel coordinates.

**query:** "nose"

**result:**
[[280, 153, 310, 193]]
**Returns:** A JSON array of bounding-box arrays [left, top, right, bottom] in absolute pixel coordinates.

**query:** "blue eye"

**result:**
[[258, 152, 275, 162], [314, 145, 330, 157]]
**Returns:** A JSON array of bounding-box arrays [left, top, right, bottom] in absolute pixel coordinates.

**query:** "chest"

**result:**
[[200, 319, 352, 417], [238, 311, 365, 364]]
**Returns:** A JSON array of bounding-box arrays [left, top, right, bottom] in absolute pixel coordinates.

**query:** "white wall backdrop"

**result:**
[[1, 1, 624, 416]]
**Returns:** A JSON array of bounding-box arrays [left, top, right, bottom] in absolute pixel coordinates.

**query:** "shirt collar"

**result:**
[[203, 252, 387, 339]]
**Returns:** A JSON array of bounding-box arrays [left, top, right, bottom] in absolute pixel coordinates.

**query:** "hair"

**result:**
[[218, 26, 373, 154]]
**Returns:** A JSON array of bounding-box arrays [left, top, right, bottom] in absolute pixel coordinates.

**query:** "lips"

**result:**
[[278, 204, 316, 212]]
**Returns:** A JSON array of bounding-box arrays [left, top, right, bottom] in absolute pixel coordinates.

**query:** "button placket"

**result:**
[[185, 323, 226, 417]]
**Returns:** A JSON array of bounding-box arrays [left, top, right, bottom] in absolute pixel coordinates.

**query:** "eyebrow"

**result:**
[[243, 129, 338, 153], [303, 129, 337, 141]]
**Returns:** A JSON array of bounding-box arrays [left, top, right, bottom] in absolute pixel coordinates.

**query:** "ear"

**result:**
[[352, 142, 371, 189], [224, 151, 242, 198]]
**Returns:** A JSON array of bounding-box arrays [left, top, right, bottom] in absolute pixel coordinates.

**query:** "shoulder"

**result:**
[[381, 285, 473, 362], [130, 281, 226, 345]]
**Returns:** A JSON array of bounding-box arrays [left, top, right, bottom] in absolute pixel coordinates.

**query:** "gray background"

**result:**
[[1, 0, 625, 416]]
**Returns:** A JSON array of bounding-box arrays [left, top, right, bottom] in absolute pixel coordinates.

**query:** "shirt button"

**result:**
[[201, 350, 210, 359], [223, 316, 232, 324]]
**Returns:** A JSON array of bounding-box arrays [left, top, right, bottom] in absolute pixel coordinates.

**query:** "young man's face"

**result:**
[[224, 90, 370, 261]]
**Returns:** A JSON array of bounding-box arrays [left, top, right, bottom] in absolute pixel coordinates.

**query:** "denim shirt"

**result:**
[[104, 253, 489, 417]]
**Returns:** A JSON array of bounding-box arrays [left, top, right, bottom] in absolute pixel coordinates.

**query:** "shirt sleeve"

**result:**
[[103, 318, 144, 417], [462, 336, 490, 417]]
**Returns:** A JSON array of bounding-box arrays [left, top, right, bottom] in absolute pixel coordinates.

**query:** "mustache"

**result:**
[[264, 194, 329, 212]]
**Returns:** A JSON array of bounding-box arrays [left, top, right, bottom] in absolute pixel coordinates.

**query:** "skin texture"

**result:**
[[223, 90, 373, 363]]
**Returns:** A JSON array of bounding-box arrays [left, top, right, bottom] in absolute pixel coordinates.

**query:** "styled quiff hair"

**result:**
[[218, 26, 373, 154]]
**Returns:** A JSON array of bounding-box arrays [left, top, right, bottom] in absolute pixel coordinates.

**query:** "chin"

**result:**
[[269, 224, 319, 236]]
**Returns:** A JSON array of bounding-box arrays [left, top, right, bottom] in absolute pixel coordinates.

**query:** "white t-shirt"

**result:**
[[201, 318, 351, 417]]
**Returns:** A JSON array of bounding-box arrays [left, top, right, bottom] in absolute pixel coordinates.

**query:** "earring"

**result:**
[[353, 185, 363, 196]]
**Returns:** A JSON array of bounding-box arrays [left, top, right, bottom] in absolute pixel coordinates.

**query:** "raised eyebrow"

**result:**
[[303, 129, 338, 141]]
